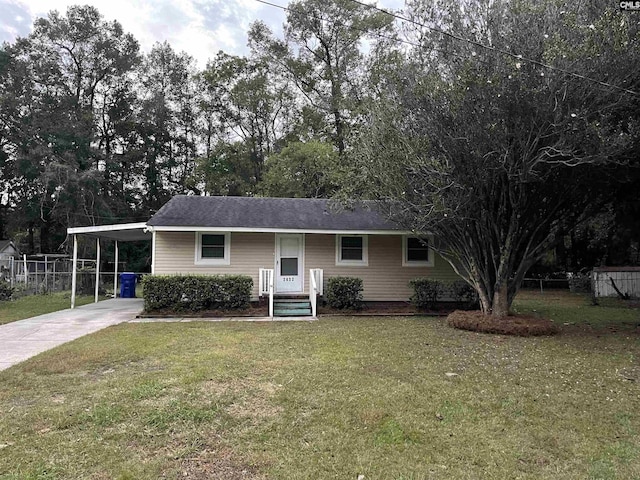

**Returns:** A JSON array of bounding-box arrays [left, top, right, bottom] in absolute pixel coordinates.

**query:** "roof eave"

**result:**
[[147, 225, 411, 235], [67, 222, 150, 241]]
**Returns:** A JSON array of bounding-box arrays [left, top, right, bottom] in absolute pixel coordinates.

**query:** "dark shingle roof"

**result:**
[[147, 196, 400, 231]]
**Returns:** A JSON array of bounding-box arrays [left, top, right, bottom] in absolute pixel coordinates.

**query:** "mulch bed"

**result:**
[[141, 302, 473, 318], [139, 304, 268, 318], [447, 310, 559, 336], [318, 302, 421, 316], [318, 301, 475, 316]]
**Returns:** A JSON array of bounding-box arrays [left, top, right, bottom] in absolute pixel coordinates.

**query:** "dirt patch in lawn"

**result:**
[[447, 310, 559, 336], [177, 447, 265, 480]]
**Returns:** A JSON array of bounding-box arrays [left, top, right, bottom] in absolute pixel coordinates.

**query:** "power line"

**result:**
[[253, 0, 422, 50], [254, 0, 638, 97], [253, 0, 490, 68], [345, 0, 639, 97]]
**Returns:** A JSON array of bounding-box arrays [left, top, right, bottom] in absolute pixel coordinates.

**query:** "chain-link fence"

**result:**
[[3, 258, 76, 295], [2, 257, 144, 298], [521, 278, 570, 292]]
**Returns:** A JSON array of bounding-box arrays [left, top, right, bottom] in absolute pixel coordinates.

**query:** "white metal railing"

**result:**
[[310, 270, 317, 317], [259, 268, 275, 318], [268, 270, 274, 318], [309, 268, 323, 317], [312, 268, 323, 296], [259, 268, 270, 296]]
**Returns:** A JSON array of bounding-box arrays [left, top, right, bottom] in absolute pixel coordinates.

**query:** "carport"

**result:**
[[66, 223, 152, 308]]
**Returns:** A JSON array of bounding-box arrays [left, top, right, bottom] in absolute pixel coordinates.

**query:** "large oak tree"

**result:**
[[354, 0, 640, 317]]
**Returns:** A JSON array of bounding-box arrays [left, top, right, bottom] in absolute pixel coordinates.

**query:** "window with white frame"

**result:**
[[402, 235, 434, 267], [195, 232, 230, 265], [336, 234, 368, 266]]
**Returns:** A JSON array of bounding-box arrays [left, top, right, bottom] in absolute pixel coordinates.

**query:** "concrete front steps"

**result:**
[[273, 297, 313, 317]]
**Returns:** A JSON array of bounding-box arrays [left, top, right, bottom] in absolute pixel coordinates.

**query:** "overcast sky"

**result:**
[[0, 0, 403, 67]]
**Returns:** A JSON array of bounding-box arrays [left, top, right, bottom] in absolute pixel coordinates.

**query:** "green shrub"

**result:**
[[0, 282, 14, 301], [450, 280, 477, 305], [409, 278, 443, 309], [141, 275, 253, 312], [325, 277, 363, 310], [568, 272, 591, 293]]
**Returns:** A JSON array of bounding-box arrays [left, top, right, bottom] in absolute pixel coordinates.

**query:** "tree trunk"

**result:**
[[333, 108, 346, 157], [40, 221, 50, 254], [0, 203, 5, 239], [477, 287, 492, 315], [492, 283, 510, 318], [28, 224, 35, 254]]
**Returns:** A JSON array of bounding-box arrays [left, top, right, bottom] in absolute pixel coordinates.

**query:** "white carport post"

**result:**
[[113, 240, 119, 298], [71, 234, 78, 309], [94, 237, 101, 303]]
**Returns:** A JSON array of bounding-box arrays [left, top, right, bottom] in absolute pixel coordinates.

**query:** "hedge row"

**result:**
[[142, 274, 252, 312], [409, 278, 477, 309]]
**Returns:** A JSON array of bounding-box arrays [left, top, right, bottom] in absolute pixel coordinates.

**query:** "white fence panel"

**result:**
[[593, 269, 640, 298]]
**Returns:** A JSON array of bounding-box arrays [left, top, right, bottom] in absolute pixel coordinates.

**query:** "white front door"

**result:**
[[275, 234, 303, 293]]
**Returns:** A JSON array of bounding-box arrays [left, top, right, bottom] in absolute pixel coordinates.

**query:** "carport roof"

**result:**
[[67, 222, 150, 241]]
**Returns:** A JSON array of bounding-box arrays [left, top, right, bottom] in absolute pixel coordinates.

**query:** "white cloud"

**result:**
[[0, 0, 286, 66], [0, 0, 404, 66]]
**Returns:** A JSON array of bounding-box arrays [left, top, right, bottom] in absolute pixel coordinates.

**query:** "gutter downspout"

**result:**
[[146, 226, 156, 274]]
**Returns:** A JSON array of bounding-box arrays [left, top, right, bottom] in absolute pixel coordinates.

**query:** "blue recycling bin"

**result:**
[[119, 272, 137, 298]]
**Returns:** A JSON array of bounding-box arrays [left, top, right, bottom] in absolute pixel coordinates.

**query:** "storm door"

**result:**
[[275, 234, 303, 293]]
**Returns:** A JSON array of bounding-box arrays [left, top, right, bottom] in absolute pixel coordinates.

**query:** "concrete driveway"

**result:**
[[0, 298, 143, 371]]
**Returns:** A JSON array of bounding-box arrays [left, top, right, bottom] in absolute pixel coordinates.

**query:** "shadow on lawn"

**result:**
[[514, 289, 640, 338], [559, 321, 640, 337]]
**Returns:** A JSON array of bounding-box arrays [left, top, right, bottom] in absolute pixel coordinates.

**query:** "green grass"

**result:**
[[0, 290, 639, 479], [513, 289, 640, 329], [0, 291, 100, 325]]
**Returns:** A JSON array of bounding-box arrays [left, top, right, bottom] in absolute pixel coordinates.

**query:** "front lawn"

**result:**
[[0, 291, 99, 325], [0, 291, 639, 478]]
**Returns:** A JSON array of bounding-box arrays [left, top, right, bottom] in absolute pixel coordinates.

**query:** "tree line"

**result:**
[[1, 0, 638, 316], [0, 0, 390, 252]]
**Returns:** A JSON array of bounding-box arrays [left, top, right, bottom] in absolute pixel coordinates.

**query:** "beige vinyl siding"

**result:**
[[305, 234, 459, 301], [153, 231, 460, 301], [154, 231, 275, 299]]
